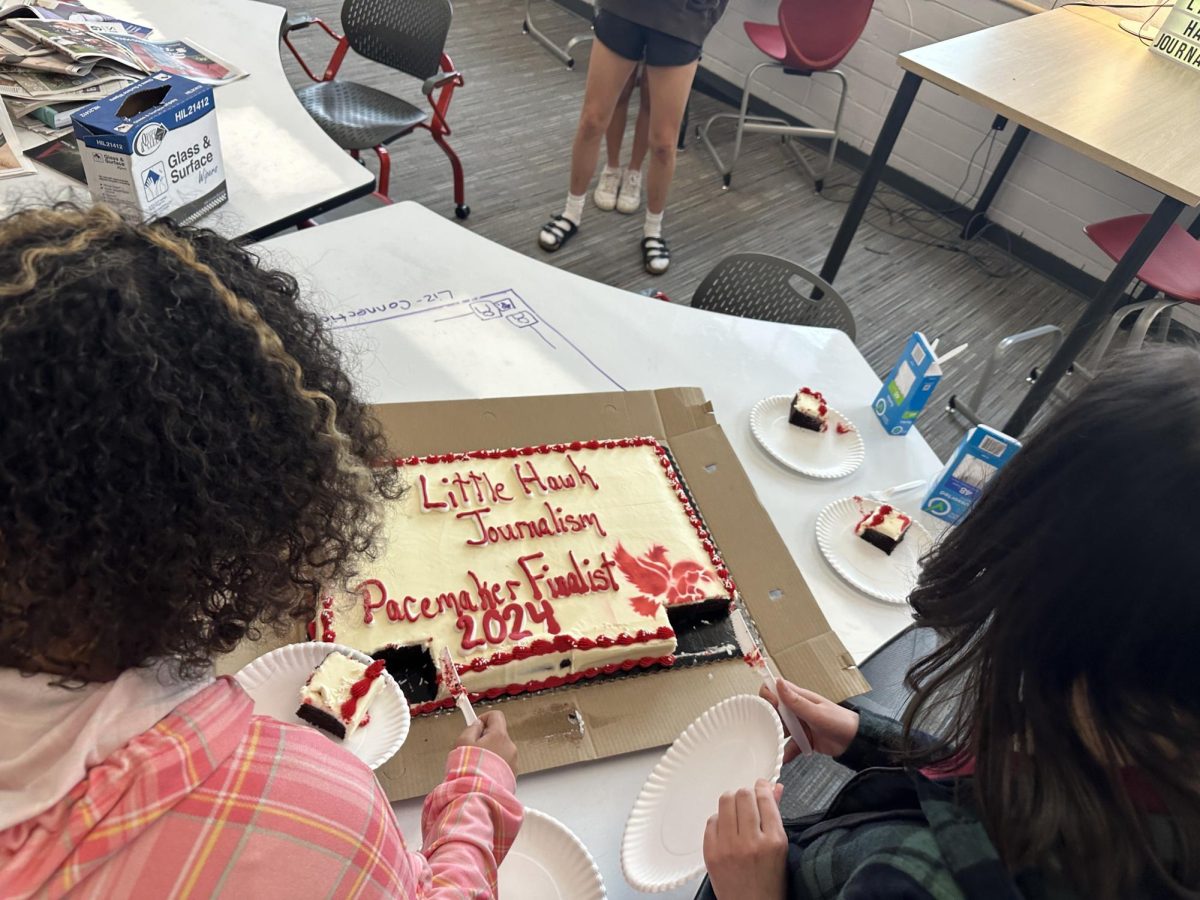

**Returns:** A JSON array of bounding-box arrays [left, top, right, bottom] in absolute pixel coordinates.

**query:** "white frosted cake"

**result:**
[[296, 652, 387, 739], [854, 502, 912, 555], [319, 437, 736, 714]]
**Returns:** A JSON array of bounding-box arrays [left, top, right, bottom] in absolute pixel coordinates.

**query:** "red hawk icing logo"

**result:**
[[613, 543, 717, 618]]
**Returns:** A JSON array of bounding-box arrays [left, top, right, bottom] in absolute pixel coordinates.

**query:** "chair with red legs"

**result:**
[[282, 0, 469, 219], [1084, 214, 1200, 363]]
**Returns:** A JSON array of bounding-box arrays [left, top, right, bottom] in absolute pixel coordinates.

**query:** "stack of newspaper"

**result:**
[[0, 0, 246, 181]]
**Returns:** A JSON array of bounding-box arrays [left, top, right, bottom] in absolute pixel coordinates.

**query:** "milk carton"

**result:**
[[72, 73, 226, 225], [921, 425, 1021, 525], [872, 332, 943, 436]]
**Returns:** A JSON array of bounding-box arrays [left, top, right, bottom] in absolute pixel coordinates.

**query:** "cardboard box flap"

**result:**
[[774, 632, 867, 701], [651, 386, 715, 438], [663, 426, 867, 693], [373, 659, 763, 799]]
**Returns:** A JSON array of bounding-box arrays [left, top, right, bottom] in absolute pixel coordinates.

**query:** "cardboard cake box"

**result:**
[[217, 388, 869, 800]]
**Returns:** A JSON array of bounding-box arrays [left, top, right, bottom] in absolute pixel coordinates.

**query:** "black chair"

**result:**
[[283, 0, 469, 218], [690, 253, 857, 340]]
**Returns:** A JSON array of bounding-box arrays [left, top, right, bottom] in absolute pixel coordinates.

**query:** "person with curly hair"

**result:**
[[0, 204, 522, 898]]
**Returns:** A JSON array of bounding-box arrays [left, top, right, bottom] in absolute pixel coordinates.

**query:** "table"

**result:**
[[258, 200, 941, 898], [818, 6, 1200, 436], [3, 0, 373, 240]]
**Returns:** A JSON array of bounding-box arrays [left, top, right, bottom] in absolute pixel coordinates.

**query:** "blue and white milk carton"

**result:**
[[872, 332, 943, 436], [922, 425, 1021, 525], [73, 73, 226, 224]]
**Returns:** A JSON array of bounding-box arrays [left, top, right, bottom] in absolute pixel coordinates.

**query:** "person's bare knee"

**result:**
[[578, 104, 613, 142], [648, 132, 676, 166]]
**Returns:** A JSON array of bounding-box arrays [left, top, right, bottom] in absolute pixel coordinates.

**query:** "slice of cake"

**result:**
[[854, 503, 912, 555], [297, 652, 387, 739], [321, 437, 737, 715], [788, 387, 828, 432]]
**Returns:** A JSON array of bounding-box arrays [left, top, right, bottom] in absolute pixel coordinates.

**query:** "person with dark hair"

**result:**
[[0, 204, 522, 897], [700, 347, 1200, 899]]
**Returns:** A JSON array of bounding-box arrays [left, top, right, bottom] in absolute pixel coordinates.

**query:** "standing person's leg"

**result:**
[[617, 70, 650, 214], [605, 72, 637, 169], [538, 30, 638, 251], [640, 59, 698, 273], [596, 70, 638, 211]]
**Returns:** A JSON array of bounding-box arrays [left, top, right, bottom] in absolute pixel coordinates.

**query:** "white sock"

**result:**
[[644, 209, 663, 240], [563, 192, 586, 226], [601, 164, 621, 179]]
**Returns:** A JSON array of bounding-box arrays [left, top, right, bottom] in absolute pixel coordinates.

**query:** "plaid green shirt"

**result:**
[[779, 710, 1182, 900]]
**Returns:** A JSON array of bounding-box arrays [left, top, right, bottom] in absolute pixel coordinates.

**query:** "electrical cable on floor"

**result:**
[[801, 127, 1022, 280]]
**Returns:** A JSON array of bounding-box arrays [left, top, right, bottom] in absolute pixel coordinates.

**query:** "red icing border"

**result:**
[[450, 625, 675, 674], [340, 658, 386, 721], [411, 653, 676, 715]]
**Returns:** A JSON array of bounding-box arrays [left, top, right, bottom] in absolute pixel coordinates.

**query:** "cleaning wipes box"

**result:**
[[872, 332, 943, 435], [73, 73, 226, 225], [922, 425, 1021, 525]]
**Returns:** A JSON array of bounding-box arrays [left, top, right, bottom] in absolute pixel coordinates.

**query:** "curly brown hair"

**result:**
[[0, 204, 399, 682]]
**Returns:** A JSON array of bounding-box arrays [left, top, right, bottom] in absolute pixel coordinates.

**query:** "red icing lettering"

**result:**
[[339, 659, 386, 721], [456, 612, 485, 651], [503, 603, 532, 640], [524, 599, 561, 634], [418, 474, 448, 510], [360, 580, 387, 624], [482, 608, 506, 644], [565, 453, 599, 490]]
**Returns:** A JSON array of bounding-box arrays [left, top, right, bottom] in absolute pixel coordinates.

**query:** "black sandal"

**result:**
[[642, 236, 670, 274], [538, 214, 578, 252]]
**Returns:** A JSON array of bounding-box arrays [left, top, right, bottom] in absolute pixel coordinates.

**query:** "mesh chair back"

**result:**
[[341, 0, 452, 80], [690, 252, 857, 340], [778, 0, 873, 71]]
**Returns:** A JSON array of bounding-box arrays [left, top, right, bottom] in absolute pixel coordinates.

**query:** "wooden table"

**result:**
[[4, 0, 373, 240], [819, 7, 1200, 435], [257, 201, 943, 898]]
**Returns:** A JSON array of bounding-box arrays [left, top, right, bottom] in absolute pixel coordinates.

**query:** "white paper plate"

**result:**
[[749, 394, 865, 479], [498, 808, 606, 899], [235, 642, 410, 769], [815, 497, 933, 605], [621, 695, 785, 893]]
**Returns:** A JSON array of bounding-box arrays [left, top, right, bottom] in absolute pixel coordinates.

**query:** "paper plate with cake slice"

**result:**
[[235, 642, 410, 769], [815, 497, 934, 604], [621, 694, 785, 893], [749, 390, 865, 479], [498, 808, 606, 899]]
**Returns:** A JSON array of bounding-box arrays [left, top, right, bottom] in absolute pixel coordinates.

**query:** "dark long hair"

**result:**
[[903, 347, 1200, 897], [0, 204, 400, 682]]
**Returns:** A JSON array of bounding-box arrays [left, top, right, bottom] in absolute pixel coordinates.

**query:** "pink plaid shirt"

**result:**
[[0, 677, 522, 899]]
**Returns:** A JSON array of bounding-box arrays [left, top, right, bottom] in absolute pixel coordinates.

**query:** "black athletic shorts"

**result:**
[[594, 10, 702, 67]]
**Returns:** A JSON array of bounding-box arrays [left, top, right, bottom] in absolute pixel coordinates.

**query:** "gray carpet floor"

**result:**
[[282, 0, 1107, 459]]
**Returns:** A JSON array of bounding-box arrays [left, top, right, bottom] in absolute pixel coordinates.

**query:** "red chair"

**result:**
[[283, 0, 469, 219], [698, 0, 873, 191], [947, 213, 1200, 428], [1084, 214, 1200, 362]]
